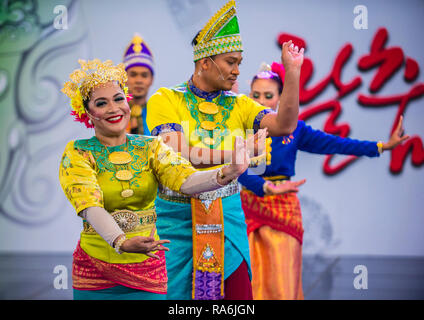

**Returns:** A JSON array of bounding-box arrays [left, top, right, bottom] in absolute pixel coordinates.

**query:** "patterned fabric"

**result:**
[[155, 193, 250, 300], [150, 123, 183, 136], [188, 77, 221, 101], [253, 108, 274, 133], [59, 134, 196, 292], [248, 227, 303, 300], [191, 198, 225, 300], [240, 190, 304, 244], [72, 242, 167, 293], [193, 0, 243, 61], [147, 83, 268, 151], [123, 33, 154, 74]]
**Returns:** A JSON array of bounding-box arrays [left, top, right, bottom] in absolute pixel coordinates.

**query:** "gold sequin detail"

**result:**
[[116, 170, 133, 181], [108, 151, 132, 165], [198, 102, 219, 115], [200, 121, 217, 131], [121, 189, 134, 198]]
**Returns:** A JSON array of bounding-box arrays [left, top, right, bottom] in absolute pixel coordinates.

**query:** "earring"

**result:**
[[88, 119, 92, 125]]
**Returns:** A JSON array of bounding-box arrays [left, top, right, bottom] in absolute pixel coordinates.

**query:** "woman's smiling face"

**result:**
[[86, 81, 131, 137]]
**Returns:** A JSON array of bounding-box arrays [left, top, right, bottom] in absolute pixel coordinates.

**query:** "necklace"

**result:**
[[104, 138, 135, 198]]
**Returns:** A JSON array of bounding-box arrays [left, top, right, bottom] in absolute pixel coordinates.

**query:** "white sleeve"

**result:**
[[79, 207, 125, 248], [179, 168, 225, 195]]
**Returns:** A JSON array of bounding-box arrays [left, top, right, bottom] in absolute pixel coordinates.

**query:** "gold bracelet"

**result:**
[[377, 141, 384, 154], [114, 235, 127, 255]]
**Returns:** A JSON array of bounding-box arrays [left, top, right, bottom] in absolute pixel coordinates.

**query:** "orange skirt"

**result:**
[[249, 226, 303, 300], [240, 191, 304, 300]]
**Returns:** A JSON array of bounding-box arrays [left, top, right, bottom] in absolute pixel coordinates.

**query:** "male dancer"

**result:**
[[147, 0, 304, 300], [123, 33, 154, 135]]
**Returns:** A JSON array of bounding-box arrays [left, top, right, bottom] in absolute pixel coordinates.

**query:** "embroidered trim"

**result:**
[[150, 123, 183, 136], [182, 82, 236, 149], [195, 224, 223, 234], [188, 77, 221, 101], [253, 109, 274, 133], [73, 135, 152, 187]]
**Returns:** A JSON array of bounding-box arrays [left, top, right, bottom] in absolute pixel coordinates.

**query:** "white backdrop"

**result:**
[[0, 0, 422, 256]]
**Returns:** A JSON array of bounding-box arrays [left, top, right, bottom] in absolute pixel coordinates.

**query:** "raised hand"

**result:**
[[120, 226, 170, 259], [281, 40, 304, 72], [382, 115, 410, 151], [264, 179, 306, 195]]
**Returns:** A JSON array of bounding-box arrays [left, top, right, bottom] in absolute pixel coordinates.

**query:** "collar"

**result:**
[[188, 76, 222, 101]]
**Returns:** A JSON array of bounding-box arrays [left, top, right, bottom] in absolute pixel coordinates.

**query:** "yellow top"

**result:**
[[146, 82, 270, 155], [59, 134, 196, 263]]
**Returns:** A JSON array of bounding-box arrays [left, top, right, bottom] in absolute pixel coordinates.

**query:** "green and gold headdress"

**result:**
[[193, 0, 243, 61]]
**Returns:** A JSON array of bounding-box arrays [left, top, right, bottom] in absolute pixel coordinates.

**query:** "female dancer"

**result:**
[[238, 64, 409, 300], [59, 59, 250, 299]]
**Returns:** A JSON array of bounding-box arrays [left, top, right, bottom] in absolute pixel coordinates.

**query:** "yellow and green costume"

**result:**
[[59, 134, 196, 297]]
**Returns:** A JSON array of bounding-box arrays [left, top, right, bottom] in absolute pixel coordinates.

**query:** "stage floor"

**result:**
[[1, 253, 423, 300]]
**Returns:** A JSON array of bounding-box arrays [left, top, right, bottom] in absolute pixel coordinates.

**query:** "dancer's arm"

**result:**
[[79, 207, 169, 259], [260, 41, 304, 136], [160, 129, 267, 168], [179, 136, 250, 193], [297, 116, 409, 156], [238, 170, 306, 197]]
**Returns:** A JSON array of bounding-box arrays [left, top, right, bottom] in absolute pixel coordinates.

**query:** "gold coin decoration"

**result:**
[[200, 121, 217, 131], [121, 189, 135, 198], [203, 137, 215, 146], [116, 170, 133, 181], [198, 102, 219, 115], [131, 104, 142, 118], [109, 151, 132, 165]]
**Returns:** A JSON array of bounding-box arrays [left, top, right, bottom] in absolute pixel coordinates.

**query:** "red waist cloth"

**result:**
[[72, 242, 167, 294], [240, 191, 304, 244]]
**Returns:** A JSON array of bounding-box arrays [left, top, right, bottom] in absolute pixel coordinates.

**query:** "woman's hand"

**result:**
[[382, 115, 410, 151], [281, 40, 304, 72], [264, 179, 306, 195], [118, 226, 170, 259]]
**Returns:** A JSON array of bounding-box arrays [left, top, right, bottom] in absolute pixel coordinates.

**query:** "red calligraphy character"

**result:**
[[299, 100, 359, 175], [358, 83, 424, 173], [358, 27, 404, 92], [277, 33, 362, 104], [277, 33, 363, 174], [357, 27, 424, 173]]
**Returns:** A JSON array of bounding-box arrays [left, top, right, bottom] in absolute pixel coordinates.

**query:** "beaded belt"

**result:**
[[158, 179, 240, 204], [82, 208, 157, 234]]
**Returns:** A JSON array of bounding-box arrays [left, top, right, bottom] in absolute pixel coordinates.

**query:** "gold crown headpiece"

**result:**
[[61, 59, 129, 128]]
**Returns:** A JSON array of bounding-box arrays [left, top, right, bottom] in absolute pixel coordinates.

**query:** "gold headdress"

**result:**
[[193, 0, 243, 61], [61, 59, 129, 128]]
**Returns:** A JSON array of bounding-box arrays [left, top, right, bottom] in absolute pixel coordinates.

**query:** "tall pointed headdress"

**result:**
[[193, 0, 243, 61], [123, 33, 154, 75]]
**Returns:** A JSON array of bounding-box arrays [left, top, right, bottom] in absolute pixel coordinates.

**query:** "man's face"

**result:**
[[203, 52, 242, 91], [126, 66, 153, 100]]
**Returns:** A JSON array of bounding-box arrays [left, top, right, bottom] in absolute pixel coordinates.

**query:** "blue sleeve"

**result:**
[[238, 169, 267, 197], [142, 107, 150, 135], [296, 121, 380, 157]]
